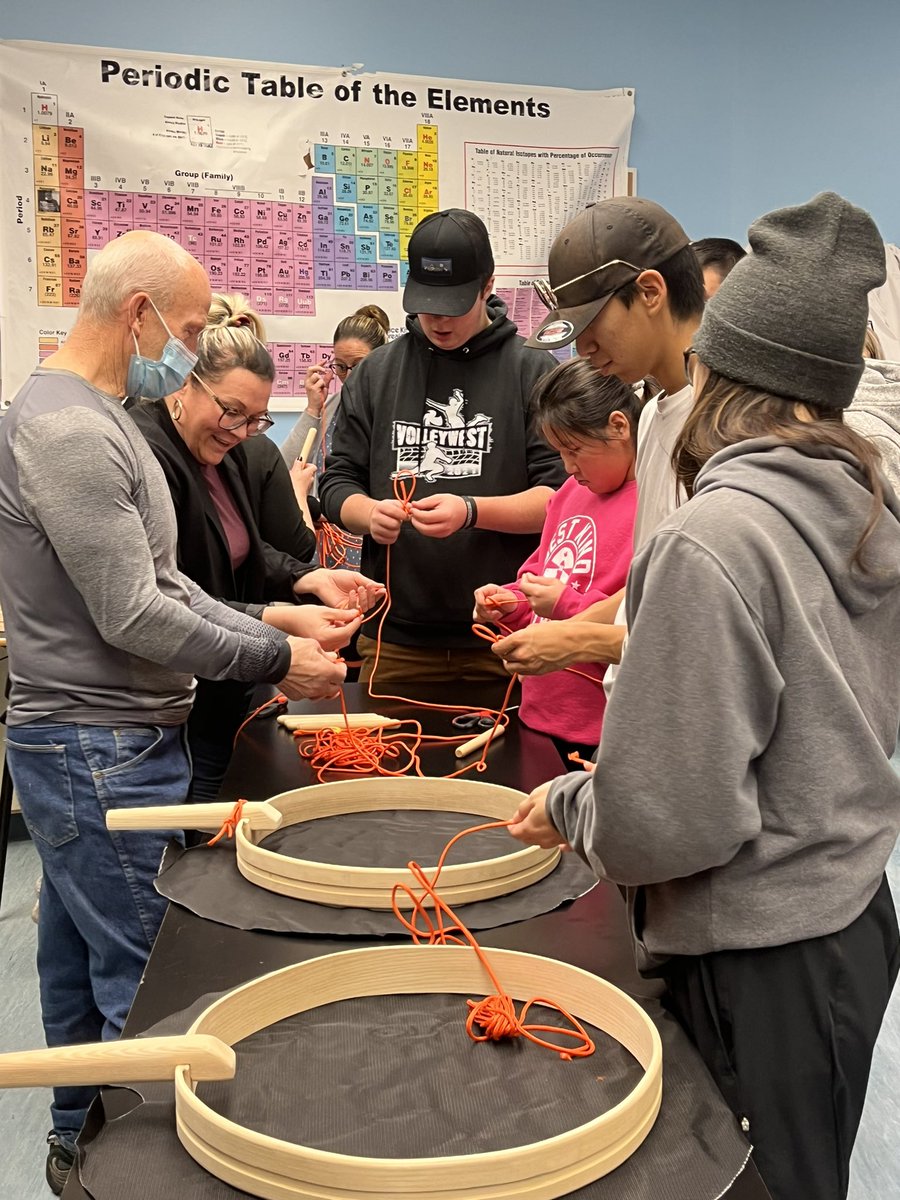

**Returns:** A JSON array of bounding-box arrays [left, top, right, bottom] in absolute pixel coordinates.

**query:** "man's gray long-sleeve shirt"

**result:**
[[0, 369, 290, 726]]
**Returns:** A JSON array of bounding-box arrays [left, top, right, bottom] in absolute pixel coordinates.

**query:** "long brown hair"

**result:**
[[674, 370, 886, 570]]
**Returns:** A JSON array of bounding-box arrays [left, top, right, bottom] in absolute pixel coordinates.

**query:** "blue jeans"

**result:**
[[5, 722, 189, 1150]]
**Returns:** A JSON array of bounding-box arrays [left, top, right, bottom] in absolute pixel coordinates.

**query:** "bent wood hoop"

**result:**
[[174, 945, 663, 1200], [107, 778, 561, 909], [234, 777, 560, 908]]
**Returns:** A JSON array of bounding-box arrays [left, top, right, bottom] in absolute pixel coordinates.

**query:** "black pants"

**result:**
[[661, 875, 900, 1200]]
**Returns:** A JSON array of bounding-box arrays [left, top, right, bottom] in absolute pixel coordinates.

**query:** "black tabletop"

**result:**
[[63, 682, 770, 1199]]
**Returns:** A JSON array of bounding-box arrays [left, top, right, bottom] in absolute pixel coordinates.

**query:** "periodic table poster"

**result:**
[[0, 40, 634, 407]]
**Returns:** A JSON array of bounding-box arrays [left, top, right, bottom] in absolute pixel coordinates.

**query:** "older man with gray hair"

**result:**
[[0, 231, 345, 1193]]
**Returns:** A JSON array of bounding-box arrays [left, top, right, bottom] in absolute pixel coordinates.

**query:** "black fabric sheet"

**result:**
[[78, 991, 752, 1200], [156, 809, 598, 935]]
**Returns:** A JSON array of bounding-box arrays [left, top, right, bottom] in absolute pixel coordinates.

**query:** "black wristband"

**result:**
[[461, 495, 478, 530]]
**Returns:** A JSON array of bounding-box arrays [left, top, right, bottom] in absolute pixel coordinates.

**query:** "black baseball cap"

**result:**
[[403, 209, 495, 316], [526, 198, 691, 348]]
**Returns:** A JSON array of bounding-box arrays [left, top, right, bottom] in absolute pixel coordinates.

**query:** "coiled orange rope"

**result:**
[[392, 820, 595, 1061]]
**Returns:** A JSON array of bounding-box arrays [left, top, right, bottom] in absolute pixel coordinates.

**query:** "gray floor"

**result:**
[[1, 805, 899, 1199]]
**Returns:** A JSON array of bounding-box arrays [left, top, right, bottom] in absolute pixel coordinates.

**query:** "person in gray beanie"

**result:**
[[693, 189, 884, 408], [506, 192, 900, 1200]]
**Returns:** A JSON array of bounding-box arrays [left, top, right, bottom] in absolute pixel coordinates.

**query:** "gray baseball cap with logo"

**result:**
[[526, 198, 691, 348]]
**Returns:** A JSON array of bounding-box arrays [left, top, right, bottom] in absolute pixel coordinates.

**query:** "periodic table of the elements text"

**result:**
[[2, 41, 634, 405]]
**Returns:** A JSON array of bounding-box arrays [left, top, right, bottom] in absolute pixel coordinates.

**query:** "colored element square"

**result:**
[[379, 206, 400, 231], [314, 234, 335, 261], [355, 235, 376, 264], [335, 146, 357, 174], [251, 286, 273, 314], [378, 264, 399, 290], [158, 195, 182, 222], [357, 264, 377, 291], [378, 150, 397, 175], [357, 204, 379, 231], [59, 127, 85, 159], [314, 144, 336, 173], [252, 202, 272, 230], [335, 175, 357, 203], [85, 191, 109, 219], [334, 206, 355, 233], [417, 124, 438, 152], [336, 262, 357, 289], [312, 177, 334, 206], [357, 175, 378, 203], [109, 192, 133, 220], [313, 205, 334, 234], [61, 220, 86, 249], [379, 232, 400, 259]]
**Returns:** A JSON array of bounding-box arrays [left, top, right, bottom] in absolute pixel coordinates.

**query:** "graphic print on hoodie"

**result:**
[[392, 387, 494, 481]]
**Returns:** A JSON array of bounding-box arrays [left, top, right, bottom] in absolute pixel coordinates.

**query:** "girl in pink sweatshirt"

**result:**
[[474, 359, 640, 764]]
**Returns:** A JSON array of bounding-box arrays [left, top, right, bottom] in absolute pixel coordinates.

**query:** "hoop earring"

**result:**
[[172, 397, 183, 422]]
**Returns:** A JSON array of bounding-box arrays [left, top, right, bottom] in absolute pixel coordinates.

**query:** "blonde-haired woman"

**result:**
[[131, 293, 382, 800]]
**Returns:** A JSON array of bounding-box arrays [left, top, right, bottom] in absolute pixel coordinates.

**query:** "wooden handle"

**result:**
[[277, 713, 401, 732], [0, 1035, 235, 1087], [455, 724, 506, 759], [106, 801, 283, 832], [298, 428, 317, 465]]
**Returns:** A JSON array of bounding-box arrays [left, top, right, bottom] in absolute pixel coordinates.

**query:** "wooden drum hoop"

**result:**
[[233, 777, 561, 909], [176, 944, 663, 1200]]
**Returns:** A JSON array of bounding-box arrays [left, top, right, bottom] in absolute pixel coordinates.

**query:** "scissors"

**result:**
[[451, 710, 496, 732]]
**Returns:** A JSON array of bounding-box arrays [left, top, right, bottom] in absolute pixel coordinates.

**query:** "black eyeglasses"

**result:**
[[332, 360, 354, 379], [191, 372, 274, 436], [533, 259, 647, 311]]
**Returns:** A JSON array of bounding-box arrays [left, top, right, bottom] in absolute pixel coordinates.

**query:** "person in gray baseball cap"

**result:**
[[508, 191, 900, 1200], [495, 197, 706, 677]]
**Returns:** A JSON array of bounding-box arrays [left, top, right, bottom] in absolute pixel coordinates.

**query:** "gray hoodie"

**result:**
[[847, 359, 900, 494], [546, 437, 900, 967]]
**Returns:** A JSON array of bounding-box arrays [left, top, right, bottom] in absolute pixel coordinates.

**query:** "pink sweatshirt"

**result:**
[[502, 476, 637, 746]]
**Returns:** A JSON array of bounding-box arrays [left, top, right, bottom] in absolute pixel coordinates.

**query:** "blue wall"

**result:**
[[3, 0, 898, 241]]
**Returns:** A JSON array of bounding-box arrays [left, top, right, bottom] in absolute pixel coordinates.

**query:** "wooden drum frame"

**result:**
[[235, 778, 560, 909], [176, 944, 663, 1200]]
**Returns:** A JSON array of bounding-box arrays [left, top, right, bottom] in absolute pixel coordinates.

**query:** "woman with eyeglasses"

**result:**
[[130, 293, 383, 800], [280, 306, 390, 566]]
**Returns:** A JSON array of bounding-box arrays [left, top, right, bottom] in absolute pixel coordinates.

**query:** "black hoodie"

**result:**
[[319, 297, 565, 646]]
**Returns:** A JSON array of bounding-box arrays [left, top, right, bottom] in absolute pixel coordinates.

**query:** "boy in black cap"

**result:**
[[319, 208, 563, 683], [494, 197, 706, 676]]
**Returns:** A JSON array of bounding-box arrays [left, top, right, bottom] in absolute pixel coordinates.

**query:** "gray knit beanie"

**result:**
[[693, 192, 886, 410]]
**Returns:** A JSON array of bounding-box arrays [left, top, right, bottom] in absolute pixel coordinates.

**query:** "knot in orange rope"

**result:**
[[207, 798, 247, 846], [392, 821, 595, 1062], [392, 469, 417, 517], [466, 994, 519, 1041]]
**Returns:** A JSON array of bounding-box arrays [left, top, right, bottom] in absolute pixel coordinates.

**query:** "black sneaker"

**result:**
[[45, 1133, 75, 1196]]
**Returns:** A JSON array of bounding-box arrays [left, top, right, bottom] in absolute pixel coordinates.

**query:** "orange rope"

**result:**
[[232, 693, 288, 751], [316, 519, 362, 568], [567, 752, 596, 772], [207, 798, 247, 846], [392, 820, 595, 1061]]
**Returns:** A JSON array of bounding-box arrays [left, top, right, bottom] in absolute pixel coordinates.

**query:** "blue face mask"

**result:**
[[126, 298, 198, 399]]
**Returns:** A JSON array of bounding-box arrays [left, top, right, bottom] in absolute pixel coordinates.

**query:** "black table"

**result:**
[[63, 683, 770, 1199]]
